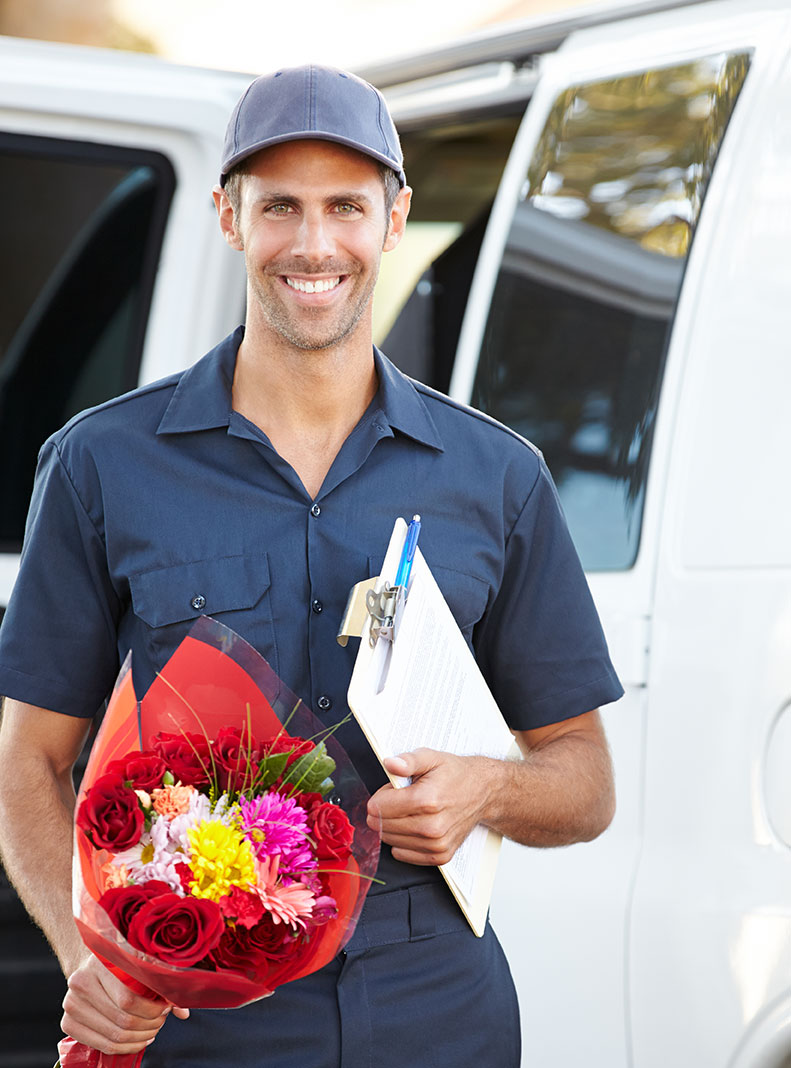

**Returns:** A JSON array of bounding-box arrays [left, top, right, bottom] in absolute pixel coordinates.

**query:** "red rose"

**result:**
[[293, 791, 323, 819], [311, 803, 354, 861], [218, 886, 264, 929], [76, 773, 144, 851], [211, 726, 259, 791], [105, 750, 167, 791], [151, 731, 212, 787], [265, 734, 315, 768], [209, 912, 297, 976], [99, 880, 173, 938], [127, 893, 224, 967]]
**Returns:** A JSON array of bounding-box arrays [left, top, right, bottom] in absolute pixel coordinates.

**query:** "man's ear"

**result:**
[[212, 185, 244, 251], [383, 185, 412, 252]]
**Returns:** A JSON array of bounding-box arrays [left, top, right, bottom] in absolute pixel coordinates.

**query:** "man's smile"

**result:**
[[284, 276, 343, 294]]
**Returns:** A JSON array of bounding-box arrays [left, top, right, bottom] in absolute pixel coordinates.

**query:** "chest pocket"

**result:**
[[129, 552, 276, 676], [367, 554, 489, 647]]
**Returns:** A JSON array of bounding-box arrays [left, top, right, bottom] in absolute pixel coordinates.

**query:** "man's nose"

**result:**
[[290, 211, 335, 262]]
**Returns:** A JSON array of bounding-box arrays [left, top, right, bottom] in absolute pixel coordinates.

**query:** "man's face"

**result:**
[[225, 140, 408, 352]]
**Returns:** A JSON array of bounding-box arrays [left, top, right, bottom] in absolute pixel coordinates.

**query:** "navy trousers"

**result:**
[[143, 883, 521, 1067]]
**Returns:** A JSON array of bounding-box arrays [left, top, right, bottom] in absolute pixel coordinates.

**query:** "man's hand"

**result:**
[[61, 955, 189, 1056], [367, 748, 489, 866], [367, 710, 616, 863]]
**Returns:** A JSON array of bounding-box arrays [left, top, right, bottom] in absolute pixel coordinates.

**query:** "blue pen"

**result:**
[[394, 514, 421, 590]]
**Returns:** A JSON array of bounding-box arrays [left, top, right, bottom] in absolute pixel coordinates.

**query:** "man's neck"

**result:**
[[232, 319, 379, 499]]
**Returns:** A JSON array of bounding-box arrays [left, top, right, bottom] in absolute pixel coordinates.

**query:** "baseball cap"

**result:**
[[220, 64, 405, 187]]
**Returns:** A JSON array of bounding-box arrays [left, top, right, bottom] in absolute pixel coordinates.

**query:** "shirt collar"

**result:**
[[157, 325, 444, 453], [372, 347, 444, 452], [157, 326, 241, 434]]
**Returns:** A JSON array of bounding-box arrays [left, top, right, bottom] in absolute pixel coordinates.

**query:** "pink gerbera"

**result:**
[[236, 792, 310, 861], [255, 855, 316, 929]]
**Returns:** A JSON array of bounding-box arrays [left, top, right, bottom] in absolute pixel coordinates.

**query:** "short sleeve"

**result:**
[[0, 439, 121, 715], [474, 456, 623, 731]]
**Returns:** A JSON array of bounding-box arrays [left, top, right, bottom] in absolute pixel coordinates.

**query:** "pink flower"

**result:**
[[254, 855, 316, 929], [277, 841, 317, 881], [236, 792, 310, 861], [311, 895, 339, 926]]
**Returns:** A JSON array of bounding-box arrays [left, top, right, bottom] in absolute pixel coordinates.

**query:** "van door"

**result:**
[[0, 40, 249, 609], [446, 4, 768, 1063]]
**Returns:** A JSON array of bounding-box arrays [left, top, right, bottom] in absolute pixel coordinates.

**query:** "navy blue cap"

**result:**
[[220, 64, 405, 187]]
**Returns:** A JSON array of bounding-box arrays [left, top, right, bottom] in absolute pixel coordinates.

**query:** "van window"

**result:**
[[0, 134, 175, 551], [472, 52, 750, 570], [376, 112, 522, 389]]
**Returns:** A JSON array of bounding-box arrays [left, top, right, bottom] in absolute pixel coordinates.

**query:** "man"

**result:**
[[0, 66, 622, 1066]]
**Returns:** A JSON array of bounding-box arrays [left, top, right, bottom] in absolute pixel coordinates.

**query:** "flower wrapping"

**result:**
[[58, 617, 380, 1066]]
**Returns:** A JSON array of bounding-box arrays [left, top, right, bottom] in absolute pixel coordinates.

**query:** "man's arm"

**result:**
[[0, 698, 187, 1055], [367, 709, 615, 866]]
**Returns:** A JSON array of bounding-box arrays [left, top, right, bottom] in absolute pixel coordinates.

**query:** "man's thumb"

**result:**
[[383, 753, 412, 778]]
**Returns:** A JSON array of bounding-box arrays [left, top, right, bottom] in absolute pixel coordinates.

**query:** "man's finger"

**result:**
[[383, 748, 440, 779], [382, 754, 412, 777], [61, 995, 167, 1055]]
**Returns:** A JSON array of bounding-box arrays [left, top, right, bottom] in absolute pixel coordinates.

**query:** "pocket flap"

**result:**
[[130, 553, 271, 628], [367, 553, 488, 633]]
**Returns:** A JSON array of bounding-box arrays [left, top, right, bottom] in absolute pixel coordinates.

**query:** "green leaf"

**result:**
[[255, 751, 290, 790], [283, 743, 336, 793]]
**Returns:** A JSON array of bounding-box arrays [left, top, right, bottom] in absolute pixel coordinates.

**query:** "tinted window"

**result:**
[[377, 113, 521, 389], [0, 134, 175, 550], [472, 53, 750, 569]]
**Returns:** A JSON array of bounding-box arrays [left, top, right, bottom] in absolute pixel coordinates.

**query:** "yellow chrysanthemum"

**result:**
[[187, 819, 256, 902]]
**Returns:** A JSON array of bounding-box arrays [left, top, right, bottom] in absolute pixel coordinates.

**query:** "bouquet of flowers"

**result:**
[[57, 617, 379, 1067]]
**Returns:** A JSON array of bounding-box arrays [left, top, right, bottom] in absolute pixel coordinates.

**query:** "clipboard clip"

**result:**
[[365, 583, 404, 646], [336, 515, 420, 649], [335, 578, 404, 647]]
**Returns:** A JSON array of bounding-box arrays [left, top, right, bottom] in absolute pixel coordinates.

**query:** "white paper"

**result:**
[[348, 518, 518, 931]]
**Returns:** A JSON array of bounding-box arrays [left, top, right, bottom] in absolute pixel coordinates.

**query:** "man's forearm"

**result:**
[[475, 728, 615, 847], [371, 710, 615, 866], [0, 744, 87, 977]]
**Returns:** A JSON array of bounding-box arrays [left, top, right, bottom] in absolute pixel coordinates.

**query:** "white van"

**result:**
[[2, 1, 791, 1064]]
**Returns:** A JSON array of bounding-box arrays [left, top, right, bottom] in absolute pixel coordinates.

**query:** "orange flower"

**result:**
[[100, 860, 130, 890], [151, 783, 196, 818]]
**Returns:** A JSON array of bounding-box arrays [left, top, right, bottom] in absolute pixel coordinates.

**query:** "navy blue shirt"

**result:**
[[0, 327, 622, 889]]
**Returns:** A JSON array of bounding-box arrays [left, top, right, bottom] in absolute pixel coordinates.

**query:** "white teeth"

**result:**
[[286, 277, 341, 294]]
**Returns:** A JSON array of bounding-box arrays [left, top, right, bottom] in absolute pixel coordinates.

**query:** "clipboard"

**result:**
[[340, 517, 520, 936]]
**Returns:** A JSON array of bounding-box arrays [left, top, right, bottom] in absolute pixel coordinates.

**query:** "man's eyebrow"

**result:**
[[248, 190, 377, 208], [249, 191, 300, 206], [327, 191, 376, 206]]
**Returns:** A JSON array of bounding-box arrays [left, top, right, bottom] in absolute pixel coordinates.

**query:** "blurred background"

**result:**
[[0, 0, 583, 70]]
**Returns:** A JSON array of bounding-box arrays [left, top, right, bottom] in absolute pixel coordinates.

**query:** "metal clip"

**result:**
[[337, 577, 378, 647], [336, 576, 406, 647], [365, 583, 404, 646]]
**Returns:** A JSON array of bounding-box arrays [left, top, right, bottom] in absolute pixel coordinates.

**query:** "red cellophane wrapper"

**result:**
[[58, 616, 380, 1067]]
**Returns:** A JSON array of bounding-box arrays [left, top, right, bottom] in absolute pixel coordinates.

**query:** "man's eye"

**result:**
[[266, 203, 293, 215], [335, 203, 358, 215]]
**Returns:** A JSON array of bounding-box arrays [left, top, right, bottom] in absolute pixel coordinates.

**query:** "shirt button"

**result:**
[[310, 504, 321, 518], [191, 595, 206, 610], [317, 695, 332, 711], [311, 599, 323, 614]]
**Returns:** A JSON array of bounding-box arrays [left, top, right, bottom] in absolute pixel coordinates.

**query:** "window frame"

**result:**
[[449, 45, 754, 574], [0, 131, 176, 552]]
